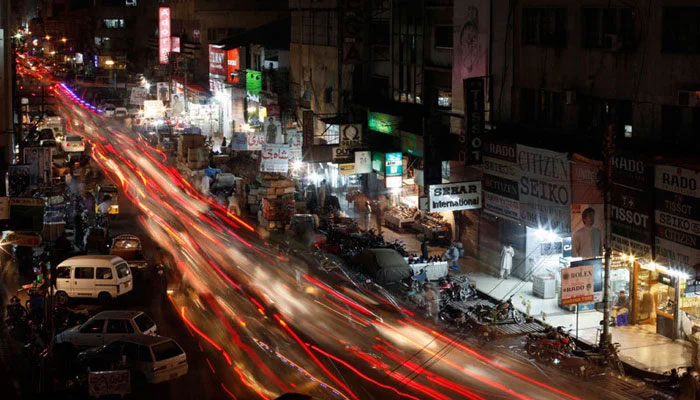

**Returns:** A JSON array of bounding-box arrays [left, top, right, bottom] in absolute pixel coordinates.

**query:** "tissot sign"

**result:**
[[429, 181, 482, 212]]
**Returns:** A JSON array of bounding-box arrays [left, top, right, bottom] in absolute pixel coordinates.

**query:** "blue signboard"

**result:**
[[385, 152, 403, 177]]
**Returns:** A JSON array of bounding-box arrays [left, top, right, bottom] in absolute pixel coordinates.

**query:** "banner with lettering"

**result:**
[[610, 153, 654, 261], [482, 141, 520, 222], [517, 145, 571, 234], [654, 165, 700, 269], [261, 144, 290, 173]]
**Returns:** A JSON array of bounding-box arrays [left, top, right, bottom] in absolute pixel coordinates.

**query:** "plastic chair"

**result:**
[[616, 313, 628, 326]]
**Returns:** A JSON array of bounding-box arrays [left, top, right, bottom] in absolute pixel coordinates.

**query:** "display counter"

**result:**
[[384, 204, 421, 230], [414, 212, 451, 240], [405, 259, 449, 281]]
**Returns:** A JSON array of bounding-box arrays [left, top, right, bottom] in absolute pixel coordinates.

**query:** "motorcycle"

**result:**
[[439, 303, 469, 329], [473, 295, 524, 325], [524, 327, 575, 362]]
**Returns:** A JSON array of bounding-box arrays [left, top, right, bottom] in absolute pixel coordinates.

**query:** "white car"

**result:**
[[78, 335, 188, 384], [114, 107, 128, 118], [61, 134, 85, 152], [56, 310, 157, 350], [103, 104, 116, 117]]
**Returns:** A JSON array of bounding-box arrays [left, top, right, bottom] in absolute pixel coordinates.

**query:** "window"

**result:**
[[56, 267, 71, 279], [520, 88, 563, 127], [152, 340, 184, 361], [437, 90, 452, 109], [80, 319, 105, 334], [578, 97, 633, 133], [134, 313, 155, 333], [116, 263, 131, 279], [125, 0, 136, 6], [96, 267, 113, 280], [106, 319, 134, 334], [522, 8, 567, 47], [663, 7, 700, 53], [300, 11, 338, 46], [324, 86, 333, 104], [103, 19, 125, 29], [138, 345, 153, 362], [434, 26, 453, 48], [74, 267, 94, 279], [582, 8, 634, 50]]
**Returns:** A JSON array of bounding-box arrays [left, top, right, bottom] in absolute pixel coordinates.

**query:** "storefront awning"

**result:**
[[172, 76, 209, 95]]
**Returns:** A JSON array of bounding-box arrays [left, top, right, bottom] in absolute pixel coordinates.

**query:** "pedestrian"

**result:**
[[678, 368, 699, 400], [444, 243, 460, 271], [421, 239, 429, 261], [365, 200, 372, 232], [499, 243, 514, 279], [97, 195, 112, 215], [375, 196, 386, 235], [319, 179, 328, 208], [423, 284, 437, 320]]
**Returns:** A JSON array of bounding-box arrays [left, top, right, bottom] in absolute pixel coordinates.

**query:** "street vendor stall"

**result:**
[[405, 258, 449, 281], [414, 212, 451, 240], [384, 204, 421, 231]]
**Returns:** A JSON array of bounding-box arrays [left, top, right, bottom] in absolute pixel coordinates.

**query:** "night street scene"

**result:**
[[1, 1, 700, 400]]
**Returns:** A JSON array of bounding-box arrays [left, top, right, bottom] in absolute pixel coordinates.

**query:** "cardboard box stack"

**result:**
[[253, 173, 296, 229], [177, 134, 207, 171]]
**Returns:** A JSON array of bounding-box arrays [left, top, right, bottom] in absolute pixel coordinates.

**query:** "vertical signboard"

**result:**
[[464, 77, 485, 164], [610, 153, 654, 261], [654, 165, 700, 269], [342, 0, 364, 64], [208, 45, 226, 76], [171, 36, 180, 53], [355, 151, 371, 174], [385, 152, 403, 176], [158, 7, 171, 64], [226, 48, 241, 83], [517, 145, 571, 234], [302, 111, 314, 161], [561, 263, 595, 305], [482, 141, 519, 221]]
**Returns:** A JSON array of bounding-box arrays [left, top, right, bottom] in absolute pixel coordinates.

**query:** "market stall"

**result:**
[[414, 212, 452, 240], [405, 258, 449, 281], [384, 204, 421, 231]]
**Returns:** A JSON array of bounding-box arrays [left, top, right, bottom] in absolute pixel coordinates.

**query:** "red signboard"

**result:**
[[171, 36, 180, 53], [158, 7, 171, 64], [226, 48, 240, 83], [209, 45, 226, 76]]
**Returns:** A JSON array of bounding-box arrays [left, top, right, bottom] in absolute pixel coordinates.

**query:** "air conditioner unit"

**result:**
[[603, 34, 623, 52], [565, 90, 577, 105], [678, 90, 700, 107]]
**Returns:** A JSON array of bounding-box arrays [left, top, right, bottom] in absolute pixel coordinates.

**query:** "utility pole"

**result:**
[[600, 123, 616, 348]]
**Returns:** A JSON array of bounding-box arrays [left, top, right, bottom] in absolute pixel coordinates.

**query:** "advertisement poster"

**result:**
[[264, 116, 283, 144], [452, 0, 490, 117], [571, 159, 604, 204], [261, 144, 290, 173], [156, 83, 169, 103], [429, 181, 482, 212], [226, 48, 241, 83], [570, 204, 605, 259], [482, 141, 520, 221], [286, 131, 303, 160], [231, 132, 248, 151], [517, 145, 571, 234], [654, 165, 700, 269], [339, 163, 356, 175], [209, 45, 225, 76], [385, 152, 403, 176], [355, 151, 371, 174], [561, 263, 595, 305], [158, 7, 171, 64], [129, 87, 147, 106]]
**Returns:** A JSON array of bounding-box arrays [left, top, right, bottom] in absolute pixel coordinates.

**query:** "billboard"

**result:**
[[561, 263, 595, 306], [482, 141, 519, 221], [261, 144, 290, 173], [339, 124, 362, 148], [226, 48, 241, 83], [158, 7, 171, 64], [429, 181, 482, 212]]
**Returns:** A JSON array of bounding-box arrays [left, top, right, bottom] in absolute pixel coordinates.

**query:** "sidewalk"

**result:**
[[456, 255, 692, 375]]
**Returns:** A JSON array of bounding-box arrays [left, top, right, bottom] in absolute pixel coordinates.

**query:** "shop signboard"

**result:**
[[143, 100, 164, 118], [23, 147, 52, 185], [482, 141, 519, 220], [385, 152, 403, 176], [339, 124, 362, 148], [286, 131, 303, 160], [209, 45, 226, 76], [484, 192, 519, 221], [231, 132, 248, 151], [517, 145, 571, 234], [428, 181, 482, 212], [610, 152, 653, 261], [464, 77, 485, 164], [483, 174, 518, 200], [267, 104, 280, 117], [355, 151, 371, 174], [4, 232, 42, 247], [246, 70, 262, 94], [261, 144, 290, 173], [654, 165, 700, 269], [570, 204, 605, 259], [158, 7, 171, 64], [10, 197, 44, 232], [129, 87, 147, 106], [400, 131, 423, 157], [339, 163, 356, 175], [247, 133, 265, 151], [171, 36, 180, 53], [226, 48, 241, 83], [571, 159, 604, 204], [372, 152, 385, 174], [368, 112, 400, 135], [385, 176, 402, 188], [561, 263, 594, 305], [331, 147, 353, 163]]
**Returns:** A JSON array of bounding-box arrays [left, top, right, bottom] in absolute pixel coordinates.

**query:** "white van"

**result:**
[[55, 255, 133, 304]]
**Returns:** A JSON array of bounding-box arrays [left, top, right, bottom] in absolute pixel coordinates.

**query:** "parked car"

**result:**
[[103, 104, 116, 117], [54, 255, 133, 304], [110, 235, 149, 276], [62, 134, 85, 152], [56, 310, 157, 349], [114, 107, 128, 118], [352, 248, 411, 285], [77, 334, 188, 384]]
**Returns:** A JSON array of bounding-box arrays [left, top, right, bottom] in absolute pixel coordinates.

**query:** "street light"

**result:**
[[61, 37, 67, 43], [44, 35, 51, 40]]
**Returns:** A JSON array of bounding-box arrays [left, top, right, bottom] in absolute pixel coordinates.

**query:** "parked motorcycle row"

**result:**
[[523, 326, 625, 379]]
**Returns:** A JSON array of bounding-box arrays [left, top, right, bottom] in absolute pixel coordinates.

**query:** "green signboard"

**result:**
[[246, 69, 262, 94], [371, 152, 385, 174], [400, 131, 423, 157], [368, 112, 401, 135], [385, 152, 403, 176]]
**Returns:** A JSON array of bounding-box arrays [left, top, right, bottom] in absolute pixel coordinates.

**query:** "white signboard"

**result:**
[[261, 144, 290, 173], [143, 100, 164, 118], [129, 87, 148, 106], [247, 133, 265, 151], [355, 151, 371, 174], [561, 264, 594, 305], [340, 124, 362, 148], [286, 131, 303, 160], [429, 181, 482, 212]]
